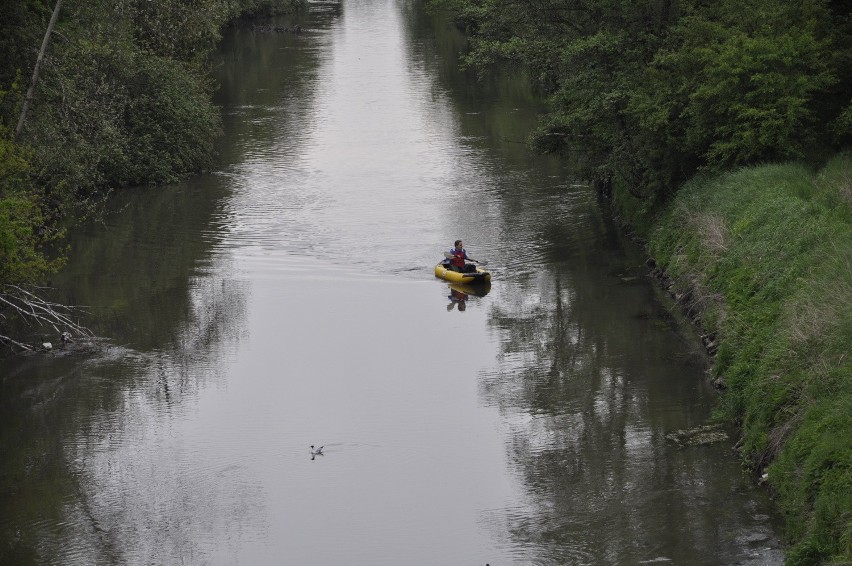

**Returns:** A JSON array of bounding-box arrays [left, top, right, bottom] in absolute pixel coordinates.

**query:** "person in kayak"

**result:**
[[443, 239, 484, 273]]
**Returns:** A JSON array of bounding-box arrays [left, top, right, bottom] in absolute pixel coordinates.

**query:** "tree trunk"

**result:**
[[15, 0, 63, 140]]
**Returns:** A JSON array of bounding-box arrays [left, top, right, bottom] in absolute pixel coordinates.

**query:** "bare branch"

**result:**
[[0, 334, 34, 352], [0, 284, 94, 348]]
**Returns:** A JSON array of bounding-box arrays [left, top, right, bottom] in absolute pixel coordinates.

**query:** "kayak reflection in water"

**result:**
[[447, 288, 468, 311]]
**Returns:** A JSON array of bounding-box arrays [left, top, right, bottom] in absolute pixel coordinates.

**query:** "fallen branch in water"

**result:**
[[0, 333, 34, 352], [0, 284, 93, 353]]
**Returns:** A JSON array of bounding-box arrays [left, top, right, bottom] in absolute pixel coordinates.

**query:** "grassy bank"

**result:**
[[633, 154, 851, 564]]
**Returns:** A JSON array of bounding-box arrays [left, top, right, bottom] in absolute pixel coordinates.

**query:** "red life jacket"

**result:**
[[450, 248, 466, 267]]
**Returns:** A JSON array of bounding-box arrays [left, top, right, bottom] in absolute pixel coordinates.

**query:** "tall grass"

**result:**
[[647, 153, 852, 564]]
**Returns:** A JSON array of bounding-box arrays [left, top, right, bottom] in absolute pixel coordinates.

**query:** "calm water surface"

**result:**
[[1, 0, 783, 564]]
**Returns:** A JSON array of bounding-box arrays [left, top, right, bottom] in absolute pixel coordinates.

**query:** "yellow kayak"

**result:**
[[434, 263, 492, 285]]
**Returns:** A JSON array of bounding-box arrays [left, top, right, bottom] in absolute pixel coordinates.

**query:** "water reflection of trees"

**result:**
[[481, 251, 741, 562], [214, 5, 341, 167], [0, 228, 252, 563]]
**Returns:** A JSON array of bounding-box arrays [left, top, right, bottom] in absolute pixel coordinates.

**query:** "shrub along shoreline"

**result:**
[[625, 155, 851, 564]]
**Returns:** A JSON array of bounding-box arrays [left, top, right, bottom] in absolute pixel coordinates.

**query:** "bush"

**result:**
[[0, 126, 62, 287], [117, 56, 221, 185]]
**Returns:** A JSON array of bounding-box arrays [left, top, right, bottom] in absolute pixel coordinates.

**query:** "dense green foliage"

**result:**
[[432, 0, 851, 203], [0, 124, 64, 285], [0, 0, 301, 336], [649, 156, 852, 564]]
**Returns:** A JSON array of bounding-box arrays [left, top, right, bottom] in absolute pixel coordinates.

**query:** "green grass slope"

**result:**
[[647, 154, 851, 564]]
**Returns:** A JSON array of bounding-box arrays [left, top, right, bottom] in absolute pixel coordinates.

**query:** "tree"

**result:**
[[433, 0, 847, 203], [15, 0, 62, 140]]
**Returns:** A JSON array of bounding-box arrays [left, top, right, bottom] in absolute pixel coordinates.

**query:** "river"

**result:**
[[0, 0, 784, 564]]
